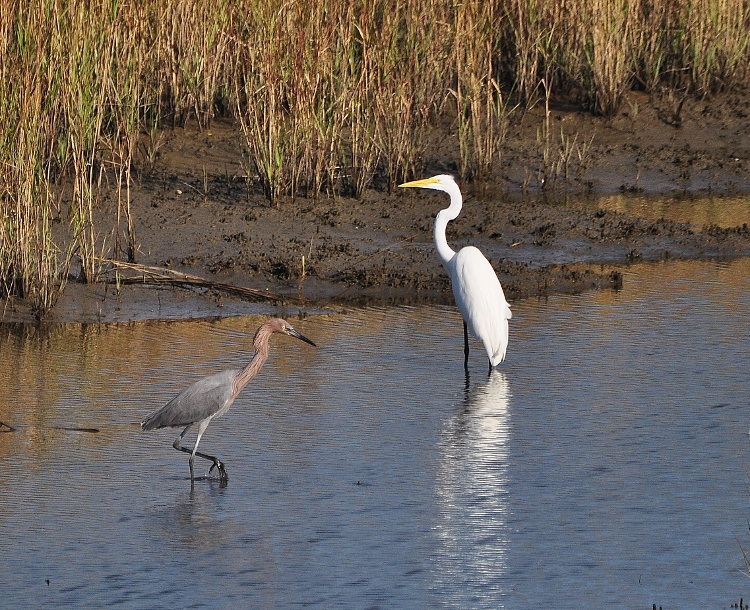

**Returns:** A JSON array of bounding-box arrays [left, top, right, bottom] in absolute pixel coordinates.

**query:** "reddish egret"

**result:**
[[141, 317, 315, 482], [399, 175, 512, 369]]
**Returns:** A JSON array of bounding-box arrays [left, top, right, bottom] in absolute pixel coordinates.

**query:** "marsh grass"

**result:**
[[3, 0, 750, 315], [453, 0, 507, 179], [586, 0, 638, 115]]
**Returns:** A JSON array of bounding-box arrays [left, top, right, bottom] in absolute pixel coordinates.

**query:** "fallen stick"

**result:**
[[97, 259, 300, 304]]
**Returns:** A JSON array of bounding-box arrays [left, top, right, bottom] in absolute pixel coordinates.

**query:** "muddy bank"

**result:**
[[4, 91, 750, 324]]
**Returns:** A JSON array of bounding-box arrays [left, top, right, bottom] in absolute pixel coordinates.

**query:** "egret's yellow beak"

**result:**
[[399, 177, 440, 188]]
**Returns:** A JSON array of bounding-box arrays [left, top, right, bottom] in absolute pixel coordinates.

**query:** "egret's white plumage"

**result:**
[[399, 175, 512, 367]]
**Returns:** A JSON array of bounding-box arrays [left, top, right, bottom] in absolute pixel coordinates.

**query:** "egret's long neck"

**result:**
[[433, 181, 463, 267]]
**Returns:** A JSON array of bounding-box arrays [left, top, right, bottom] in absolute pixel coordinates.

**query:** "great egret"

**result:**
[[399, 175, 511, 369], [141, 318, 316, 482]]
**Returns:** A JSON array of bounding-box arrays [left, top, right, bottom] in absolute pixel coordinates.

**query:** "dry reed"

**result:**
[[2, 0, 750, 316]]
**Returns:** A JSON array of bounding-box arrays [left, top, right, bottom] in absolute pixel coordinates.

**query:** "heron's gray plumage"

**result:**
[[141, 369, 240, 431], [141, 318, 315, 483]]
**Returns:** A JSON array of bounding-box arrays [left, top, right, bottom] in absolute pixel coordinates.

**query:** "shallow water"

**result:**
[[595, 192, 750, 228], [1, 258, 749, 608]]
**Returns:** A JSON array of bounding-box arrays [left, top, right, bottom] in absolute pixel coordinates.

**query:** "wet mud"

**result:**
[[5, 91, 750, 323]]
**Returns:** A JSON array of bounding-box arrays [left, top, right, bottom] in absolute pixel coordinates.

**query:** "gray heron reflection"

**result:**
[[433, 370, 511, 603]]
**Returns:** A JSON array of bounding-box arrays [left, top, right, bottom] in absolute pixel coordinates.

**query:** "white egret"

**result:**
[[399, 175, 511, 369]]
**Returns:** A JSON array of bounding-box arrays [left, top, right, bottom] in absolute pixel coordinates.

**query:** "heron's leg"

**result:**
[[171, 420, 228, 481], [463, 320, 470, 369], [194, 421, 228, 481], [174, 446, 227, 480], [207, 459, 228, 481], [172, 424, 196, 479]]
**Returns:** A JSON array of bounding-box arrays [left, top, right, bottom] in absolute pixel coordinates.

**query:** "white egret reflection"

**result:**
[[433, 370, 511, 601]]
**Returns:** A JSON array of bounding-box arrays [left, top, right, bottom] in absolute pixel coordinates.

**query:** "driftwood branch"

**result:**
[[97, 259, 299, 304]]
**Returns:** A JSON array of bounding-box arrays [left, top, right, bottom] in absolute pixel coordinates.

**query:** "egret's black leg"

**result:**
[[488, 359, 493, 374], [463, 320, 470, 370]]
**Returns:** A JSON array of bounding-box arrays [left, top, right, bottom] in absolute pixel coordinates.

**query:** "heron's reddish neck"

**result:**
[[233, 325, 274, 393]]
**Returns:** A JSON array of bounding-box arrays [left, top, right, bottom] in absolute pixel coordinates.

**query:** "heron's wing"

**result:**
[[452, 246, 512, 365], [141, 369, 240, 430]]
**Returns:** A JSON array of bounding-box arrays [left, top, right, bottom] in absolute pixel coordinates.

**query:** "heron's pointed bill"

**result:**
[[287, 327, 316, 346], [399, 177, 441, 189]]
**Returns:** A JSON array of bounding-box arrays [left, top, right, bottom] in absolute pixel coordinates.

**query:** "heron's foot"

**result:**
[[208, 459, 228, 481]]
